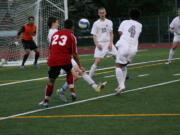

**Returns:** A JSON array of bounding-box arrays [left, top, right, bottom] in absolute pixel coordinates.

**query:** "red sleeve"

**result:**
[[71, 34, 78, 54]]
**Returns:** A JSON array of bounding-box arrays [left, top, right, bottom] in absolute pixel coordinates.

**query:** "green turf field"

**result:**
[[0, 48, 180, 135]]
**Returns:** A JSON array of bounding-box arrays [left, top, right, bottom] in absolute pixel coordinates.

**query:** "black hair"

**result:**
[[64, 19, 74, 29], [28, 16, 34, 20], [129, 8, 141, 20], [47, 17, 58, 28]]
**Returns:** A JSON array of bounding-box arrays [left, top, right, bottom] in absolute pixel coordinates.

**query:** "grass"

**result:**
[[0, 48, 180, 135]]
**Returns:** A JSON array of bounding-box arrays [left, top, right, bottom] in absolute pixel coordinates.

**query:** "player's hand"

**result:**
[[32, 36, 36, 41], [14, 38, 19, 46], [79, 66, 85, 72], [97, 44, 103, 50], [108, 44, 112, 51], [169, 28, 174, 33]]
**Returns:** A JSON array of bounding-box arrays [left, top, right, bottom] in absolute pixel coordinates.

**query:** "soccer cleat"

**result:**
[[115, 87, 125, 95], [57, 89, 67, 103], [20, 65, 24, 70], [70, 92, 77, 101], [39, 101, 48, 108], [95, 81, 107, 92]]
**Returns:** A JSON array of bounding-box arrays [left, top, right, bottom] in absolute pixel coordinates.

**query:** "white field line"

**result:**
[[0, 57, 180, 87], [173, 73, 180, 76], [0, 78, 180, 121], [138, 74, 149, 77], [104, 75, 115, 78]]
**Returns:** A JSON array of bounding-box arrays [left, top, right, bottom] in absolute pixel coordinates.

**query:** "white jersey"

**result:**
[[170, 16, 180, 37], [91, 18, 113, 43], [48, 29, 58, 43], [116, 19, 142, 49]]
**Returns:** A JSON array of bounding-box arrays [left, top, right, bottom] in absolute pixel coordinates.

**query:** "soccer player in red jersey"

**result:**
[[15, 16, 40, 70], [39, 19, 84, 107]]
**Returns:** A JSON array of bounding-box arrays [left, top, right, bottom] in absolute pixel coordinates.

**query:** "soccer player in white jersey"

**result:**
[[166, 8, 180, 64], [89, 7, 117, 77], [115, 9, 142, 94], [47, 17, 107, 102]]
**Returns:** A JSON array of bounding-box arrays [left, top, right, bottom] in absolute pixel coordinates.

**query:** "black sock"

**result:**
[[22, 54, 29, 66], [34, 53, 39, 65]]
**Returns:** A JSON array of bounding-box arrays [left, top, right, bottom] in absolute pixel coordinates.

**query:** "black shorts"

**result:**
[[48, 64, 72, 79], [22, 39, 37, 50]]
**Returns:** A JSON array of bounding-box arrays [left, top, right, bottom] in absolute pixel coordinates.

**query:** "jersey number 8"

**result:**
[[52, 35, 67, 46]]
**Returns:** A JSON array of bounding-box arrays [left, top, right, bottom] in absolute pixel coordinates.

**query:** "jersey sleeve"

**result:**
[[91, 22, 97, 35], [118, 21, 125, 32], [71, 34, 78, 54], [170, 18, 175, 28]]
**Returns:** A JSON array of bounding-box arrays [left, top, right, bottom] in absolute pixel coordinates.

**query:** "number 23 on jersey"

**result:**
[[52, 35, 67, 46]]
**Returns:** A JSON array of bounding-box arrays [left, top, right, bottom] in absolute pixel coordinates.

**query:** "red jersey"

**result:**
[[47, 29, 77, 66]]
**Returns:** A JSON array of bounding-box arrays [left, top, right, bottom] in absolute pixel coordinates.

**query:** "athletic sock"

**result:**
[[66, 72, 75, 93], [44, 83, 54, 103], [122, 66, 127, 83], [115, 67, 125, 89], [60, 82, 69, 92], [22, 54, 29, 66], [89, 64, 97, 77], [82, 74, 97, 89], [168, 49, 174, 62], [34, 52, 39, 65]]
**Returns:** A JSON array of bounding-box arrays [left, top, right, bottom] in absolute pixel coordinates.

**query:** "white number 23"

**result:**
[[52, 35, 67, 46]]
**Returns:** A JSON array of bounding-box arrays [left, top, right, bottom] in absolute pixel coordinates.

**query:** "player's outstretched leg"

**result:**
[[82, 72, 107, 92], [56, 82, 68, 102], [166, 42, 177, 64]]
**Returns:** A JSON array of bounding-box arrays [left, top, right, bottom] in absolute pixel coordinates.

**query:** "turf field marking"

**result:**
[[0, 57, 180, 87], [3, 113, 180, 119], [0, 78, 180, 121], [173, 73, 180, 76], [103, 75, 115, 78], [138, 74, 149, 77]]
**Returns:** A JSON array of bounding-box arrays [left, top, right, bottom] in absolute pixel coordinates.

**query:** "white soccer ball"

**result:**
[[78, 18, 90, 29]]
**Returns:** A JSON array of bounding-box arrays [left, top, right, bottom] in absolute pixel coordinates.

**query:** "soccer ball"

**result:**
[[78, 18, 90, 29]]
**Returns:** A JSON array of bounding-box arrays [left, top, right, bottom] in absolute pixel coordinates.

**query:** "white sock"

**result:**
[[89, 64, 97, 77], [168, 49, 174, 61], [60, 82, 69, 92], [82, 74, 97, 89], [122, 66, 127, 83], [116, 67, 125, 89]]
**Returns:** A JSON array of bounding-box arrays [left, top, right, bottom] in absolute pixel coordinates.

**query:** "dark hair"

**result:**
[[28, 16, 34, 20], [64, 19, 73, 29], [48, 17, 58, 28], [129, 8, 141, 20]]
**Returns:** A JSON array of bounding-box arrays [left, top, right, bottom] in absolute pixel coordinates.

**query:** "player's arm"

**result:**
[[15, 26, 25, 46], [109, 31, 114, 49], [169, 27, 174, 33], [93, 35, 102, 50]]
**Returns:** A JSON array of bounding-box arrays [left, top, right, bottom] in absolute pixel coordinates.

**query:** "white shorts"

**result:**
[[173, 36, 180, 43], [94, 42, 117, 58], [116, 41, 137, 64]]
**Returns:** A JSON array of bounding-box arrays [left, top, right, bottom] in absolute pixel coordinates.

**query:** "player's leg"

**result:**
[[40, 66, 60, 107], [89, 58, 101, 77], [21, 49, 30, 70], [167, 42, 178, 64], [89, 47, 105, 77], [62, 64, 77, 101], [31, 40, 40, 68]]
